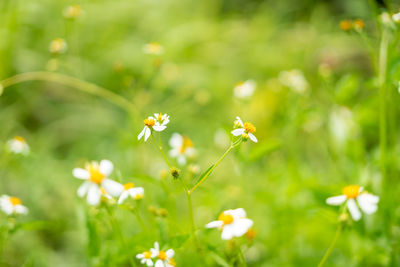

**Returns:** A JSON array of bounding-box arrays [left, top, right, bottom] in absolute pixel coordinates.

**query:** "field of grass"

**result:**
[[1, 0, 400, 266]]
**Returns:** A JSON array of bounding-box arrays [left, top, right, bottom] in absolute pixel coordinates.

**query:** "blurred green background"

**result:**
[[1, 0, 400, 266]]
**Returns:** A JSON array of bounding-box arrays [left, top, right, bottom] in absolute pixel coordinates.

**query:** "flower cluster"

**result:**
[[138, 113, 170, 142], [232, 116, 258, 143], [7, 136, 29, 155], [137, 242, 176, 267], [169, 133, 196, 165]]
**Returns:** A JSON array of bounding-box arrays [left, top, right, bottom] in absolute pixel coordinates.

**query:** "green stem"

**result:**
[[188, 140, 242, 194], [0, 71, 138, 116], [105, 206, 136, 267], [151, 133, 171, 168], [317, 224, 342, 267]]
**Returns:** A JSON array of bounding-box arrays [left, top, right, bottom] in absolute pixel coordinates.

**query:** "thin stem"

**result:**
[[105, 206, 136, 267], [188, 140, 242, 195], [0, 71, 138, 116], [237, 246, 247, 267], [151, 133, 171, 168], [317, 224, 342, 267]]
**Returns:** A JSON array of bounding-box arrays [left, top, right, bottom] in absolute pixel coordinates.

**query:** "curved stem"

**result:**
[[188, 140, 242, 194], [151, 133, 171, 168], [317, 225, 342, 267], [0, 71, 138, 116]]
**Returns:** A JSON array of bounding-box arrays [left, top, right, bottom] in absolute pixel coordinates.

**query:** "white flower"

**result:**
[[72, 160, 123, 206], [137, 250, 154, 266], [231, 117, 257, 143], [7, 136, 29, 155], [118, 183, 144, 204], [138, 113, 170, 142], [279, 69, 309, 94], [234, 80, 256, 99], [0, 195, 28, 215], [63, 4, 83, 19], [49, 38, 67, 54], [326, 185, 379, 221], [393, 13, 400, 23], [329, 106, 358, 146], [169, 133, 196, 165], [150, 242, 176, 267], [381, 12, 395, 28], [143, 42, 164, 55], [206, 208, 253, 240]]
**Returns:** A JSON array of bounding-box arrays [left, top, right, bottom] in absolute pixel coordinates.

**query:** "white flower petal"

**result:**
[[118, 191, 129, 204], [138, 127, 146, 140], [99, 160, 113, 176], [144, 127, 151, 142], [231, 128, 245, 136], [77, 181, 91, 197], [73, 168, 90, 179], [146, 259, 154, 266], [357, 194, 378, 214], [155, 260, 164, 267], [232, 218, 253, 237], [153, 125, 167, 132], [248, 133, 258, 143], [102, 179, 123, 197], [136, 254, 144, 259], [347, 198, 361, 221], [166, 249, 174, 258], [206, 220, 223, 228], [326, 195, 347, 206], [169, 133, 183, 148], [177, 155, 186, 165], [221, 225, 234, 240], [226, 208, 246, 219], [15, 205, 28, 214], [235, 116, 244, 126], [87, 184, 101, 206]]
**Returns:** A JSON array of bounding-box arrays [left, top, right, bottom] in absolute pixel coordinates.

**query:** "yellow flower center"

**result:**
[[244, 122, 256, 133], [86, 163, 105, 184], [179, 136, 193, 154], [148, 43, 161, 53], [9, 197, 21, 206], [14, 136, 26, 143], [168, 258, 177, 266], [340, 20, 352, 31], [134, 193, 144, 200], [100, 187, 107, 195], [143, 251, 152, 259], [123, 183, 134, 190], [158, 251, 167, 260], [157, 113, 163, 121], [218, 212, 234, 225], [144, 118, 155, 127], [342, 185, 361, 199]]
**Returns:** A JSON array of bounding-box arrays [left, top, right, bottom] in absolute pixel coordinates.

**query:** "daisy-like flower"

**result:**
[[118, 183, 144, 204], [7, 136, 29, 155], [150, 242, 176, 267], [206, 208, 253, 240], [231, 117, 257, 143], [63, 4, 83, 19], [49, 38, 67, 54], [279, 69, 309, 94], [73, 160, 123, 206], [169, 133, 196, 165], [393, 12, 400, 23], [326, 185, 379, 221], [233, 80, 256, 99], [137, 250, 154, 266], [0, 195, 28, 215], [143, 42, 164, 55], [138, 113, 170, 142]]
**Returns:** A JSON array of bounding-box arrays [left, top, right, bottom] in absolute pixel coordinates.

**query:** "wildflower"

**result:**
[[381, 12, 395, 28], [63, 4, 83, 19], [73, 160, 123, 206], [137, 250, 154, 266], [150, 242, 176, 267], [7, 136, 29, 155], [329, 106, 357, 146], [353, 19, 365, 31], [0, 195, 28, 215], [393, 12, 400, 23], [326, 185, 379, 221], [118, 183, 144, 204], [340, 20, 353, 31], [278, 69, 309, 94], [143, 42, 164, 55], [233, 80, 256, 99], [188, 164, 200, 175], [138, 113, 170, 142], [169, 133, 196, 165], [206, 208, 253, 240], [49, 38, 67, 54], [231, 117, 257, 143]]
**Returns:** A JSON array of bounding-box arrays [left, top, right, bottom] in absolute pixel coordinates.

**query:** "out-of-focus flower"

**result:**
[[279, 69, 309, 94], [143, 42, 164, 55], [151, 242, 176, 267], [326, 185, 379, 221], [381, 12, 395, 28], [188, 164, 200, 175], [73, 160, 123, 206], [118, 183, 144, 204], [231, 116, 257, 143], [233, 80, 256, 99], [214, 129, 230, 149], [0, 195, 28, 215], [49, 38, 67, 54], [136, 250, 154, 266], [138, 113, 170, 142], [353, 19, 365, 31], [206, 208, 253, 240], [329, 106, 358, 145], [63, 4, 83, 19], [340, 20, 353, 31], [7, 136, 29, 155], [169, 133, 196, 165], [393, 12, 400, 23]]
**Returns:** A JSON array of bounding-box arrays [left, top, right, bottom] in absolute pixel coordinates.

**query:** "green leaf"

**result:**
[[193, 164, 214, 186]]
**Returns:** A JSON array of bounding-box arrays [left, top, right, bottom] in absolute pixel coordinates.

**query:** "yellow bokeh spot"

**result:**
[[342, 185, 361, 199], [124, 183, 134, 190]]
